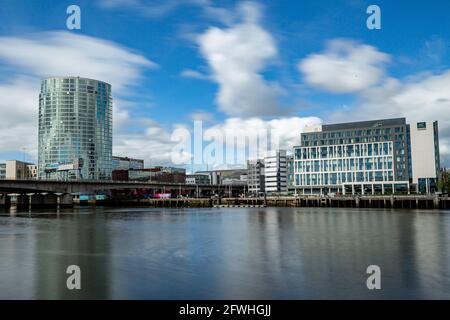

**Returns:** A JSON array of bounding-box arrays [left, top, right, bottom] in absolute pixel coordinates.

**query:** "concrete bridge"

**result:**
[[0, 179, 243, 194], [0, 179, 244, 208]]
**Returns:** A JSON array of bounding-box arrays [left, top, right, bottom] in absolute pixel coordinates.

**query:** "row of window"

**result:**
[[295, 142, 393, 160], [295, 170, 395, 186], [295, 156, 394, 173], [302, 126, 405, 141]]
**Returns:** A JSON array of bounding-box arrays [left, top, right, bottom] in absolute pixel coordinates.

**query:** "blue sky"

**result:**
[[0, 0, 449, 168]]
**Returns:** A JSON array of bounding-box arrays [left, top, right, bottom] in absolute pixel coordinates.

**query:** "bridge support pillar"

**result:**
[[58, 194, 74, 207], [16, 195, 29, 207], [0, 194, 11, 208], [42, 194, 58, 207], [30, 194, 45, 207]]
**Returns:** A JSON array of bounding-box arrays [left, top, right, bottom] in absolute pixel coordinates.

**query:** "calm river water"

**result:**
[[0, 207, 449, 300]]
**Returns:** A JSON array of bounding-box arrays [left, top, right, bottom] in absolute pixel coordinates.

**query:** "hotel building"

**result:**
[[293, 118, 440, 195]]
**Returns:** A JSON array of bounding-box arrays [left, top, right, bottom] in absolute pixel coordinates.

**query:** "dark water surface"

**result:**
[[0, 207, 449, 299]]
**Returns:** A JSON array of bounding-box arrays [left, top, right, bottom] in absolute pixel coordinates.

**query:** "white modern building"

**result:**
[[293, 118, 440, 195], [410, 121, 440, 193], [264, 150, 288, 194]]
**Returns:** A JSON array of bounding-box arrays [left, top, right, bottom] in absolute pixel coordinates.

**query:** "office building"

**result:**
[[0, 160, 37, 180], [294, 118, 440, 195], [222, 175, 247, 186], [247, 159, 265, 194], [196, 169, 247, 185], [186, 174, 211, 185], [113, 167, 186, 183], [410, 121, 440, 193], [264, 150, 288, 194], [38, 77, 112, 180], [112, 156, 144, 171]]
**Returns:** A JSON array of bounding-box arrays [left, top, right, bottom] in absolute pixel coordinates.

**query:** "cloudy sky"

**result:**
[[0, 0, 449, 170]]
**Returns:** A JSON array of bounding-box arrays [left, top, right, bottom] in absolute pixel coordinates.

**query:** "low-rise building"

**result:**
[[0, 160, 37, 180], [112, 156, 144, 170], [112, 166, 186, 183], [186, 174, 211, 185], [196, 169, 247, 185]]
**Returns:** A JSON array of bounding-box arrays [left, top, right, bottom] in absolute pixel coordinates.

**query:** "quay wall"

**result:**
[[101, 196, 450, 210]]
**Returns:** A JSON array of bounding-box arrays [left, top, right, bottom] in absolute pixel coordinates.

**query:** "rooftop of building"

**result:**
[[112, 156, 144, 162], [303, 118, 407, 134], [325, 118, 407, 132], [41, 76, 112, 86]]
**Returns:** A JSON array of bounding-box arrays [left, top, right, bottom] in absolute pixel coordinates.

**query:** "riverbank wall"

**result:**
[[100, 196, 450, 210]]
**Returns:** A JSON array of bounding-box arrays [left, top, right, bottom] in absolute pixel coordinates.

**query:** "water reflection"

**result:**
[[0, 207, 449, 299]]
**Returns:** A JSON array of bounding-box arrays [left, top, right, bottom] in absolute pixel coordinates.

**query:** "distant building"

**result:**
[[0, 163, 5, 179], [186, 174, 211, 185], [264, 150, 288, 194], [113, 166, 186, 183], [247, 159, 265, 194], [196, 169, 247, 185], [0, 160, 37, 180], [294, 118, 440, 195], [38, 77, 113, 180], [112, 156, 144, 171], [222, 176, 247, 186]]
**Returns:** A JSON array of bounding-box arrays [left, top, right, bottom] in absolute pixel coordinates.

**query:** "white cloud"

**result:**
[[0, 31, 156, 94], [189, 110, 215, 122], [114, 116, 322, 167], [0, 31, 156, 161], [180, 69, 210, 80], [329, 70, 450, 163], [198, 1, 285, 117], [208, 116, 321, 150], [299, 39, 390, 93], [0, 77, 39, 157]]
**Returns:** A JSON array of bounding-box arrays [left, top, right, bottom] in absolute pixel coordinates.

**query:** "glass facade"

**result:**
[[38, 77, 112, 180], [295, 142, 394, 186], [300, 118, 410, 181], [294, 118, 414, 195]]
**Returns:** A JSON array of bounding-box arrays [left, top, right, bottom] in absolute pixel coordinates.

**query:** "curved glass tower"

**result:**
[[38, 77, 112, 180]]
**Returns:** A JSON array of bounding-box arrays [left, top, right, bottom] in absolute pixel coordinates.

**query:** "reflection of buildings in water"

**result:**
[[288, 208, 432, 298], [0, 217, 37, 299], [211, 208, 298, 299], [215, 208, 438, 299], [34, 209, 112, 299], [412, 212, 450, 298]]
